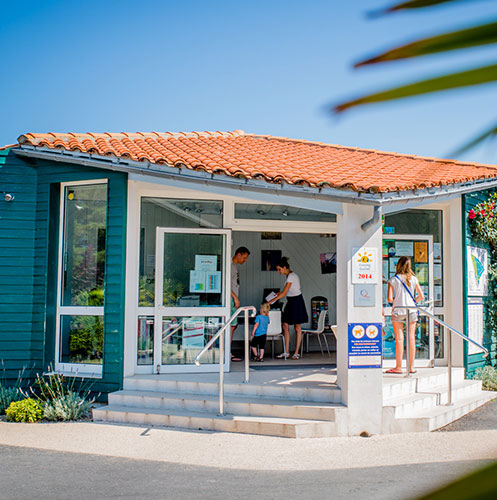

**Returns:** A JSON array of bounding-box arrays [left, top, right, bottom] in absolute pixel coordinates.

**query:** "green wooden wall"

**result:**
[[463, 190, 497, 377], [0, 149, 127, 395]]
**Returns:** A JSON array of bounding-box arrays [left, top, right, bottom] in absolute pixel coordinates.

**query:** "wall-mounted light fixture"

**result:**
[[3, 193, 15, 202]]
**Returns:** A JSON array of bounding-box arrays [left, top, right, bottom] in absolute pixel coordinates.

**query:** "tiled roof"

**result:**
[[16, 131, 497, 193]]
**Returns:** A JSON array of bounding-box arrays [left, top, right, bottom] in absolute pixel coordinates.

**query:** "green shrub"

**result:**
[[33, 372, 70, 402], [0, 386, 24, 414], [43, 392, 92, 421], [5, 398, 44, 423], [473, 365, 497, 391]]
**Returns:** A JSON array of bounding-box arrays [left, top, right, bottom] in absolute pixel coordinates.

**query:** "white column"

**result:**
[[336, 204, 384, 435], [445, 197, 464, 366]]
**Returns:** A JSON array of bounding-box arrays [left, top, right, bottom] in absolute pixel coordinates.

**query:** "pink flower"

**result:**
[[468, 209, 476, 219], [480, 209, 486, 216]]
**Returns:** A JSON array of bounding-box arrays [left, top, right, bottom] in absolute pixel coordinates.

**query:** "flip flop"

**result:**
[[385, 368, 402, 374]]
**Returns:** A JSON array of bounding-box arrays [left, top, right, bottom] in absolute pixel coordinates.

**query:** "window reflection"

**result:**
[[138, 198, 223, 307], [62, 184, 107, 306]]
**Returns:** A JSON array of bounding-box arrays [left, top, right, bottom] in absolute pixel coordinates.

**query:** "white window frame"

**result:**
[[153, 227, 232, 373], [54, 179, 107, 378]]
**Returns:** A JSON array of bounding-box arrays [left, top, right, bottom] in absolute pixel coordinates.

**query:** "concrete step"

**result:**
[[92, 405, 338, 438], [383, 391, 496, 434], [124, 377, 341, 403], [109, 389, 345, 422], [382, 368, 465, 400], [384, 380, 484, 418]]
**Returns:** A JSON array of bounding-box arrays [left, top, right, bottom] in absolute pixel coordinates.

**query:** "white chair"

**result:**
[[301, 310, 331, 357], [266, 310, 286, 358]]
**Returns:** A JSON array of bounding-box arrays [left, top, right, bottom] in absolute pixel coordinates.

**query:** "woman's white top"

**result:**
[[285, 272, 302, 297], [388, 274, 419, 315]]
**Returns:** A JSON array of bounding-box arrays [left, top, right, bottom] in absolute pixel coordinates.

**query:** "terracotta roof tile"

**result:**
[[14, 130, 497, 193]]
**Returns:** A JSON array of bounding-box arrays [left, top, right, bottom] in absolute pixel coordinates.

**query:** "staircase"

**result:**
[[93, 371, 346, 438], [382, 367, 495, 433], [92, 368, 495, 437]]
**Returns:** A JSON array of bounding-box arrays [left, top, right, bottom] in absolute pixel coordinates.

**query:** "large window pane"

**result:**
[[161, 316, 222, 365], [59, 315, 103, 365], [235, 203, 336, 222], [62, 184, 107, 306], [139, 198, 223, 306], [163, 233, 225, 307]]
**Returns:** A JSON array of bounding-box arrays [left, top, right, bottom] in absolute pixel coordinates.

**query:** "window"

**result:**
[[138, 198, 223, 306], [56, 182, 107, 375], [234, 203, 336, 222]]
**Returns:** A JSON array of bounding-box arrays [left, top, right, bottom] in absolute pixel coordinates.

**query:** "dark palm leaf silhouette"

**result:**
[[334, 0, 497, 155]]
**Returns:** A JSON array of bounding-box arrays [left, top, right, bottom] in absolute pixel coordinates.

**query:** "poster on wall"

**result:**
[[395, 241, 413, 256], [348, 323, 383, 368], [182, 319, 205, 348], [320, 252, 337, 274], [261, 250, 282, 271], [414, 241, 428, 263], [467, 298, 484, 355], [467, 246, 488, 296], [352, 247, 378, 284]]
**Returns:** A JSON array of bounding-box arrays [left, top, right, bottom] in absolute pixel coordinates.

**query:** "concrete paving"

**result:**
[[0, 445, 492, 500], [0, 399, 496, 499], [1, 401, 496, 471]]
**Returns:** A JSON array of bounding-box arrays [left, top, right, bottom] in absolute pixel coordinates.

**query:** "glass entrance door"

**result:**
[[154, 228, 231, 373], [382, 235, 435, 368]]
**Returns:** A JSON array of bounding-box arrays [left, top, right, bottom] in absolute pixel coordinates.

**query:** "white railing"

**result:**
[[194, 306, 256, 415], [392, 303, 488, 405]]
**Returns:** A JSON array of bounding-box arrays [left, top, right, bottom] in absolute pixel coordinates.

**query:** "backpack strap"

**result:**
[[394, 275, 418, 308]]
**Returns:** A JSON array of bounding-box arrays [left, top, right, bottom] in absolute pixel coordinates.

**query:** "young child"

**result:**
[[251, 303, 270, 362]]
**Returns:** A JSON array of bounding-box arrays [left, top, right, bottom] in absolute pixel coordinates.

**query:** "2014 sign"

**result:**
[[352, 247, 378, 284]]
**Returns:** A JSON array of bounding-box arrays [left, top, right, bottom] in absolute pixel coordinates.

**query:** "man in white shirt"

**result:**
[[230, 246, 250, 361]]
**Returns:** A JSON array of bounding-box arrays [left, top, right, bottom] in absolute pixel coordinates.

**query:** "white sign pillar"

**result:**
[[336, 204, 383, 435]]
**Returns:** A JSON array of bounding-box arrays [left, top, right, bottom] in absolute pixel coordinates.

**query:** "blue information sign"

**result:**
[[348, 323, 383, 369]]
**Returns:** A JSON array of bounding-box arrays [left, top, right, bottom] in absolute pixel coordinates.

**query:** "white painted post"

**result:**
[[336, 204, 384, 436]]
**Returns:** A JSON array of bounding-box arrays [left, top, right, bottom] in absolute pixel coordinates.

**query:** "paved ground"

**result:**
[[0, 445, 491, 500], [0, 399, 495, 499], [436, 397, 497, 432]]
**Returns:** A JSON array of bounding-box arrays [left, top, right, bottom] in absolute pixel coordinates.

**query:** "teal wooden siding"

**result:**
[[0, 149, 127, 395], [463, 190, 497, 377], [0, 148, 38, 381]]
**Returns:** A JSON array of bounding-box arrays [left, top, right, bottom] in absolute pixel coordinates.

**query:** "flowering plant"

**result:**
[[467, 192, 497, 245]]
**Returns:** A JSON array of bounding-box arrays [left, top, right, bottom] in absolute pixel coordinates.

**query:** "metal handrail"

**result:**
[[194, 305, 256, 415], [392, 303, 488, 405]]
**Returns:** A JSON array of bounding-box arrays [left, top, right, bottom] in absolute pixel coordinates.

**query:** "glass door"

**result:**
[[154, 228, 231, 373], [382, 235, 435, 368]]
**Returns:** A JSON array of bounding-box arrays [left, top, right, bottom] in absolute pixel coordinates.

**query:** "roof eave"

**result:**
[[13, 146, 497, 211]]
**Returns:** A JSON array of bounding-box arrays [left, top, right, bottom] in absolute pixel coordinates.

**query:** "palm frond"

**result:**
[[355, 20, 497, 67], [334, 62, 497, 113], [370, 0, 469, 17]]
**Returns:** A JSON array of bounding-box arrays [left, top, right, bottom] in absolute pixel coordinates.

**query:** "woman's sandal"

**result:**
[[276, 353, 289, 359], [385, 368, 402, 374], [291, 354, 301, 360]]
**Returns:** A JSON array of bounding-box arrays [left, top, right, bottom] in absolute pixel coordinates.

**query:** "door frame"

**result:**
[[153, 227, 232, 373], [383, 234, 436, 368]]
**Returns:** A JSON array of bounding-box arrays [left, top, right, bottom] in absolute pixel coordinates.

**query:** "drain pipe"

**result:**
[[361, 205, 381, 231]]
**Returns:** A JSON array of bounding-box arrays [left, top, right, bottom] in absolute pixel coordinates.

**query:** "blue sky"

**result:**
[[2, 0, 497, 163]]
